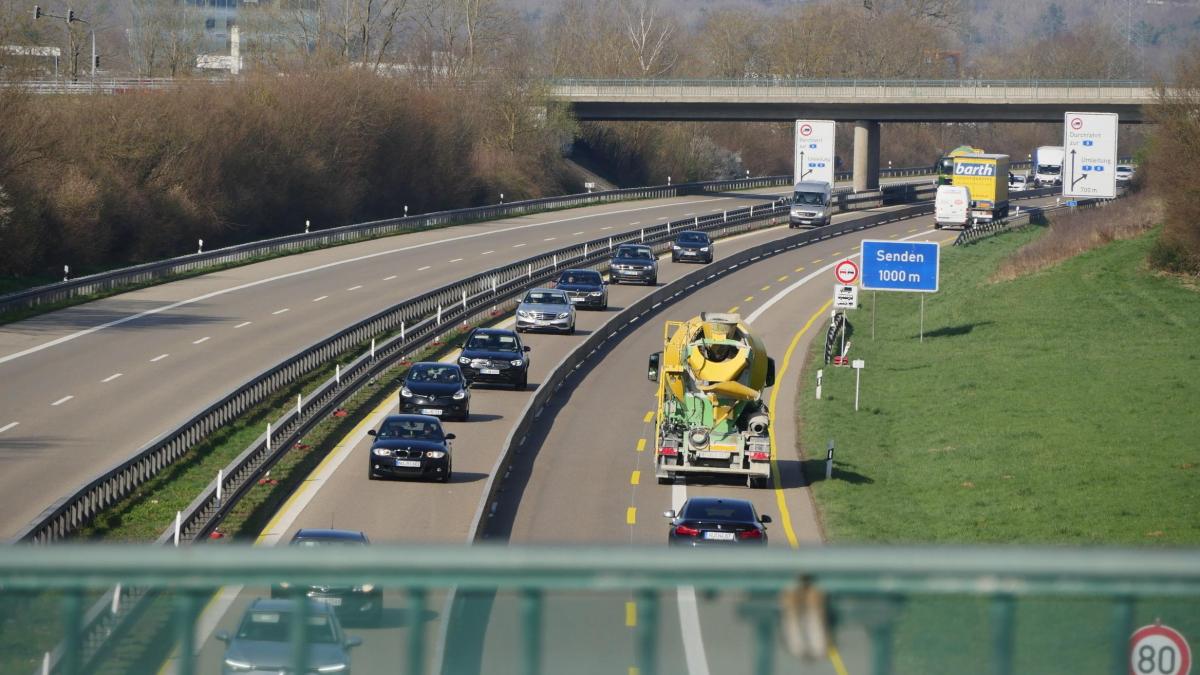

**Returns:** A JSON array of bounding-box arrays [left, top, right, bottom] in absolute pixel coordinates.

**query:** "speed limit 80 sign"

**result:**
[[1131, 624, 1191, 675]]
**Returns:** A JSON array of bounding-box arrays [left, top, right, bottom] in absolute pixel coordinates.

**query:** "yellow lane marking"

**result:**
[[744, 296, 754, 302], [907, 227, 919, 233], [629, 668, 640, 675], [636, 438, 647, 453], [831, 251, 843, 257], [630, 471, 641, 485], [830, 645, 851, 675], [727, 306, 739, 313], [852, 246, 860, 251], [888, 234, 900, 239], [625, 601, 637, 627], [643, 411, 654, 423], [777, 276, 788, 282], [760, 285, 771, 291], [794, 267, 805, 273], [811, 258, 824, 263], [626, 507, 637, 525], [767, 299, 833, 550]]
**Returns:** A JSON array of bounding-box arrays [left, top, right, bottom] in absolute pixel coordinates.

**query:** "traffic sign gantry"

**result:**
[[834, 259, 859, 285], [1063, 111, 1118, 199], [860, 240, 940, 293], [1131, 624, 1191, 675]]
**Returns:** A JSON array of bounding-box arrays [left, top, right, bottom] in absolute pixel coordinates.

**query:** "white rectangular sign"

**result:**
[[794, 120, 836, 186], [1062, 112, 1118, 199], [833, 284, 859, 310]]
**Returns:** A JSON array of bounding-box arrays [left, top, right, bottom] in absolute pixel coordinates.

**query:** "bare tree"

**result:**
[[617, 0, 677, 77]]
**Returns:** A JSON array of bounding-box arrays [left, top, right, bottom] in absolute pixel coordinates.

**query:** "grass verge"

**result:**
[[798, 225, 1200, 545]]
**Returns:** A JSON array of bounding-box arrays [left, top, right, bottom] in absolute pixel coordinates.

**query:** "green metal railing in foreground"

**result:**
[[2, 545, 1198, 675]]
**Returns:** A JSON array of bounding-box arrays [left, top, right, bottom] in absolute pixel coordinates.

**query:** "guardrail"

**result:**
[[953, 192, 1114, 246]]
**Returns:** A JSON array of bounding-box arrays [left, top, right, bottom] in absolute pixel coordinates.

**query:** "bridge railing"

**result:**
[[2, 544, 1197, 675]]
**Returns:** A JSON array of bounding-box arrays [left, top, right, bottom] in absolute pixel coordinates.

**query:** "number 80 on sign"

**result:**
[[1131, 624, 1191, 675]]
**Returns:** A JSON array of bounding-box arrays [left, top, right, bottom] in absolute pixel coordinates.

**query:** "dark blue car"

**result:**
[[400, 362, 471, 421], [367, 415, 454, 482], [554, 269, 608, 310]]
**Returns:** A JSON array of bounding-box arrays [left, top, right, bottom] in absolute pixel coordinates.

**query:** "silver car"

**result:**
[[516, 287, 577, 334], [218, 598, 362, 674]]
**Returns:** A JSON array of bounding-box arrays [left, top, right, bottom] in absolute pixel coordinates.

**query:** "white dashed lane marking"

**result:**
[[418, 265, 432, 271], [193, 337, 211, 345], [272, 308, 290, 315], [51, 396, 74, 406], [448, 259, 463, 263], [313, 296, 328, 303], [150, 354, 169, 362], [0, 422, 19, 433], [347, 285, 362, 291], [383, 275, 397, 281], [102, 373, 123, 383], [235, 321, 252, 328]]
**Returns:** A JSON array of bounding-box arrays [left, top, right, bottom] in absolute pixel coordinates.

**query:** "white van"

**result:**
[[934, 185, 970, 229], [790, 181, 833, 228]]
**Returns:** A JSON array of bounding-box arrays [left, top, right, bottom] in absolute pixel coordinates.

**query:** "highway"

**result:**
[[178, 197, 960, 674]]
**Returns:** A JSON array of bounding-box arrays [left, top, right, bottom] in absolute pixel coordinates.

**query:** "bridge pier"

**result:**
[[852, 120, 881, 193]]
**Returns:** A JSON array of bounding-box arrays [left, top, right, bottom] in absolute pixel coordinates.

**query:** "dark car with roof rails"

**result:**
[[609, 244, 658, 285], [671, 230, 714, 264], [457, 327, 531, 390], [554, 268, 608, 310], [270, 528, 382, 625], [367, 414, 454, 483], [399, 361, 471, 421], [663, 497, 770, 547]]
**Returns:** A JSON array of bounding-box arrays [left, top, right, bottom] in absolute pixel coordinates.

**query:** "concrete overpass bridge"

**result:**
[[550, 78, 1157, 190]]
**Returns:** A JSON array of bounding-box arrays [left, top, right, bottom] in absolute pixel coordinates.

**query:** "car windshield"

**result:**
[[616, 248, 652, 260], [794, 191, 825, 205], [677, 233, 708, 244], [376, 418, 444, 440], [1117, 166, 1132, 172], [559, 271, 602, 285], [465, 333, 519, 352], [684, 501, 754, 521], [407, 364, 461, 384], [1037, 165, 1061, 175], [291, 538, 366, 548], [237, 611, 338, 644], [524, 290, 568, 304]]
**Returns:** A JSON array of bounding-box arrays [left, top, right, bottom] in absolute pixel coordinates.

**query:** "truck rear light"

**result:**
[[674, 525, 700, 537], [737, 528, 763, 540], [659, 447, 679, 456], [749, 452, 770, 461]]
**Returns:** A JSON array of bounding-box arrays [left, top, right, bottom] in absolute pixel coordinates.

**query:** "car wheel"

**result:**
[[568, 322, 576, 335], [460, 408, 470, 422], [517, 374, 529, 390], [368, 466, 377, 481], [602, 300, 608, 310], [649, 276, 657, 286], [671, 254, 678, 263], [440, 461, 452, 483]]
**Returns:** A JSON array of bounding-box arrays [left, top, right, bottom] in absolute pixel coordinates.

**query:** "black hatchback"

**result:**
[[400, 362, 471, 421], [664, 497, 770, 546], [457, 328, 531, 390], [671, 231, 714, 264], [367, 415, 454, 482]]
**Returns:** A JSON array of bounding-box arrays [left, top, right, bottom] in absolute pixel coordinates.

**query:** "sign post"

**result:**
[[851, 359, 865, 411], [861, 240, 940, 341], [1130, 624, 1191, 675], [1063, 112, 1118, 199], [794, 120, 836, 185]]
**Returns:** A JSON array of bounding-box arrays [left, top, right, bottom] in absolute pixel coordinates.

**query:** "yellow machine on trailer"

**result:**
[[647, 313, 776, 488]]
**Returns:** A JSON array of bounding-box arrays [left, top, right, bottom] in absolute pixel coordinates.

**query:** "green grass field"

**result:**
[[798, 226, 1200, 545]]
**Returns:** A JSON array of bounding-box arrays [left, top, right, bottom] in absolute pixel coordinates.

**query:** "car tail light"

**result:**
[[749, 452, 770, 461], [659, 447, 679, 456], [737, 528, 763, 540], [674, 524, 700, 537]]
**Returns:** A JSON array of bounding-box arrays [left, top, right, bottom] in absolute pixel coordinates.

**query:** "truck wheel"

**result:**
[[749, 475, 769, 489], [658, 475, 673, 485], [934, 222, 941, 230]]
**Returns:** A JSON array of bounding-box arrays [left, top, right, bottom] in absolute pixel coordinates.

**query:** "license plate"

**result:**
[[697, 451, 731, 460], [395, 459, 421, 468], [313, 596, 342, 606], [420, 408, 442, 416], [481, 368, 500, 375], [703, 531, 735, 541]]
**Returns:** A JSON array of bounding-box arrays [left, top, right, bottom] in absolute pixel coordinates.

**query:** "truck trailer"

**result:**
[[952, 153, 1010, 224], [647, 313, 776, 488]]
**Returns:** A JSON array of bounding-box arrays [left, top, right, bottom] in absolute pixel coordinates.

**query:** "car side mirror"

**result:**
[[215, 631, 230, 643], [760, 514, 773, 524], [523, 346, 531, 353], [367, 429, 377, 437], [445, 433, 456, 440], [765, 357, 776, 388], [663, 509, 677, 519], [647, 352, 661, 382], [345, 636, 363, 649], [459, 342, 467, 350]]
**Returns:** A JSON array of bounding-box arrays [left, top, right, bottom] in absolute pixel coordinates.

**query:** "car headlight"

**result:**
[[672, 244, 681, 249], [400, 387, 413, 397], [700, 246, 710, 252], [223, 659, 254, 671], [317, 665, 348, 673], [590, 291, 602, 296], [452, 389, 467, 400], [517, 310, 530, 318], [373, 447, 393, 457], [425, 450, 446, 459], [278, 581, 291, 589], [458, 356, 470, 365], [511, 359, 524, 367], [354, 584, 375, 593], [557, 312, 570, 319]]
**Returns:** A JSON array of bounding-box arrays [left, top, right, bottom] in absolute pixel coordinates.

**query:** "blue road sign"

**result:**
[[861, 240, 940, 292]]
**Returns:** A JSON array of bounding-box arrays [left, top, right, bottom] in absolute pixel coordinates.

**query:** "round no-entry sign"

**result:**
[[1071, 116, 1084, 130], [799, 123, 813, 137], [834, 259, 859, 285], [1131, 624, 1191, 675]]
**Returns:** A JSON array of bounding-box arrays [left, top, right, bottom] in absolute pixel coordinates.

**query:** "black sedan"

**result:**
[[554, 269, 608, 310], [367, 415, 454, 483], [664, 497, 771, 546], [270, 528, 383, 625], [457, 328, 531, 390], [400, 362, 471, 421], [671, 231, 714, 264]]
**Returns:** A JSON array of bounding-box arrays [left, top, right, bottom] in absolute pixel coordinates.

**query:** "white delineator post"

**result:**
[[297, 393, 302, 417], [266, 422, 272, 451], [174, 511, 181, 546], [852, 359, 865, 411], [335, 363, 341, 385], [825, 440, 834, 481], [815, 369, 823, 400], [216, 469, 224, 505]]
